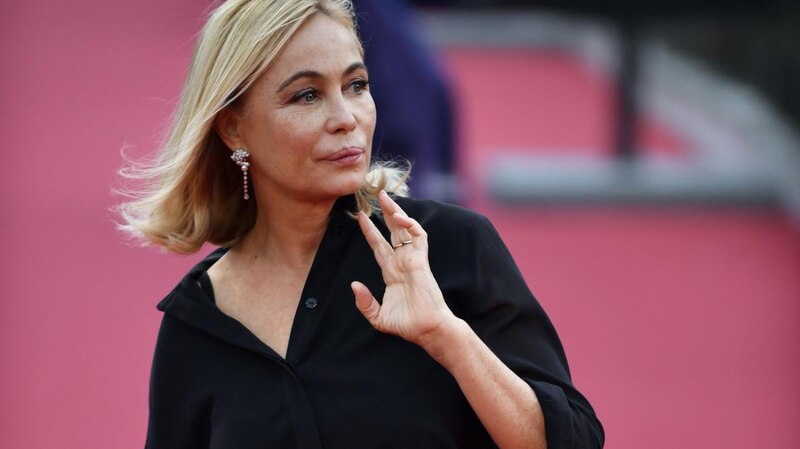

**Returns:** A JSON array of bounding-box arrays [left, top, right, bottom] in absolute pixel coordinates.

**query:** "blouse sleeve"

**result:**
[[144, 314, 212, 449], [455, 215, 604, 449]]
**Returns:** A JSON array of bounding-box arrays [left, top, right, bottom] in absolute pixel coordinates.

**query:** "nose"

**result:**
[[325, 94, 357, 134]]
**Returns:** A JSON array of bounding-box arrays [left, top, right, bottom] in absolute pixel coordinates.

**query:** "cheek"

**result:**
[[268, 116, 318, 158], [362, 99, 378, 138], [248, 133, 310, 182]]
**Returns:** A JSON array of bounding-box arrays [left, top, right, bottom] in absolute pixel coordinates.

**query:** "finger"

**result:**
[[351, 281, 382, 328], [378, 191, 406, 232], [357, 211, 393, 264], [378, 191, 414, 243], [378, 190, 403, 215], [392, 212, 427, 249]]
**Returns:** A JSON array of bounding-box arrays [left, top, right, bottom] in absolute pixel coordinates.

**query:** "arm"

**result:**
[[351, 191, 541, 449], [423, 317, 546, 449], [464, 216, 604, 449], [352, 191, 603, 449]]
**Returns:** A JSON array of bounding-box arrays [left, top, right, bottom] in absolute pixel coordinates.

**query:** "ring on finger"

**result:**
[[392, 240, 413, 249]]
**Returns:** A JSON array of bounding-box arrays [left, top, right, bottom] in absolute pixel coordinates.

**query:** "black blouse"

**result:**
[[145, 195, 604, 449]]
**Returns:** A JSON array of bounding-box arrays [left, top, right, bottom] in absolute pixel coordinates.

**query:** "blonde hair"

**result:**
[[117, 0, 409, 255]]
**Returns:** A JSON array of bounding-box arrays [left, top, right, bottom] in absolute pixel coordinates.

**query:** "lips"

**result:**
[[324, 147, 365, 164]]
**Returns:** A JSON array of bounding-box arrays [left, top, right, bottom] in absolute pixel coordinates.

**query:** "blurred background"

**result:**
[[1, 0, 798, 448]]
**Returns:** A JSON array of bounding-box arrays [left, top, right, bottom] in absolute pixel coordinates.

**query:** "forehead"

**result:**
[[266, 13, 363, 81]]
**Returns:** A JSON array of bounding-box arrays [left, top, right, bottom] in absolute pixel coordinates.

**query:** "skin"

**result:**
[[214, 12, 546, 449]]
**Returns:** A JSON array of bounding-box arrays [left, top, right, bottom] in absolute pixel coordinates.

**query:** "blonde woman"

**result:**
[[120, 1, 603, 448]]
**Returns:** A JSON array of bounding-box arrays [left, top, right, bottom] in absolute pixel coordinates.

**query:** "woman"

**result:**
[[119, 1, 604, 448]]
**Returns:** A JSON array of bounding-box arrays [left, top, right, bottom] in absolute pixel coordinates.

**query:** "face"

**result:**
[[217, 12, 375, 205]]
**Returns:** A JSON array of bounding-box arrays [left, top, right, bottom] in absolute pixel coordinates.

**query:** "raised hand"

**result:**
[[351, 191, 458, 347], [352, 193, 550, 449]]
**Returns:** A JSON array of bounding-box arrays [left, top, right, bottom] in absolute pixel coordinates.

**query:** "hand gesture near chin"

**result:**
[[352, 192, 550, 449], [351, 191, 458, 348]]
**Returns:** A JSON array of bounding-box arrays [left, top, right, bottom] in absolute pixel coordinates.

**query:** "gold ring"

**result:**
[[392, 240, 413, 249]]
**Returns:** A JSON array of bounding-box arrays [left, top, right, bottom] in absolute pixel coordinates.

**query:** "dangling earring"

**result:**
[[231, 148, 251, 200]]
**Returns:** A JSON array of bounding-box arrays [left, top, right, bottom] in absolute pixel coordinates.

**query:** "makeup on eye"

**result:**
[[348, 78, 369, 94], [286, 77, 370, 104], [290, 88, 319, 104]]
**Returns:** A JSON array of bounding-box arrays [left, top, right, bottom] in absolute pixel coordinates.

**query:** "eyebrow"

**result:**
[[276, 62, 367, 93]]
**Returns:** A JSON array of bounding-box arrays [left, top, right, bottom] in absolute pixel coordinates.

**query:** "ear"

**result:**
[[214, 107, 244, 151]]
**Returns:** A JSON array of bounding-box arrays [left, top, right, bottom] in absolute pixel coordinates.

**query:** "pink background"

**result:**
[[2, 1, 799, 448]]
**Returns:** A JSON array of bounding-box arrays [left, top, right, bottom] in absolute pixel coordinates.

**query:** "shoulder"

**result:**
[[393, 196, 493, 238], [157, 247, 227, 312], [391, 197, 507, 272], [392, 196, 516, 270]]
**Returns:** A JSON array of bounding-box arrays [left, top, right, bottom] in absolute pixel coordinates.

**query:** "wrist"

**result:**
[[417, 316, 473, 369]]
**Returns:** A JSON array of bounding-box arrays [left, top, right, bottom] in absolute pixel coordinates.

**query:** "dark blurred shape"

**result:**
[[653, 8, 800, 134], [525, 0, 790, 159], [354, 0, 458, 201], [412, 0, 800, 137], [615, 17, 637, 160], [412, 0, 786, 15]]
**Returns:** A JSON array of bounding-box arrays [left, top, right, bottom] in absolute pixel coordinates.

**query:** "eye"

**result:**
[[301, 90, 318, 103], [349, 79, 369, 94], [292, 89, 318, 104]]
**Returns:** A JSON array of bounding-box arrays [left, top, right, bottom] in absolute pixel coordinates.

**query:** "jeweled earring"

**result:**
[[231, 148, 251, 200]]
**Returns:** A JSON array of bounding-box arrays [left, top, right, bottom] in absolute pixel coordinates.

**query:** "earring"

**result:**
[[231, 148, 251, 200]]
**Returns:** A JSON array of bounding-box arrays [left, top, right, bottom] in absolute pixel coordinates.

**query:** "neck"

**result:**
[[234, 191, 338, 268]]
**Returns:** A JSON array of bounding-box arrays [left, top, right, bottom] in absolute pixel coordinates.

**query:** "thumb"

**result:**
[[351, 281, 381, 327]]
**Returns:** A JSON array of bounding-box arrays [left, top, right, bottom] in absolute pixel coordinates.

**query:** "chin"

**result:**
[[341, 168, 368, 192], [314, 175, 362, 200], [338, 178, 366, 196]]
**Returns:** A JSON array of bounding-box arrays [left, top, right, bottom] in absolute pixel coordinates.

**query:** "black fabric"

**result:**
[[145, 195, 604, 449]]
